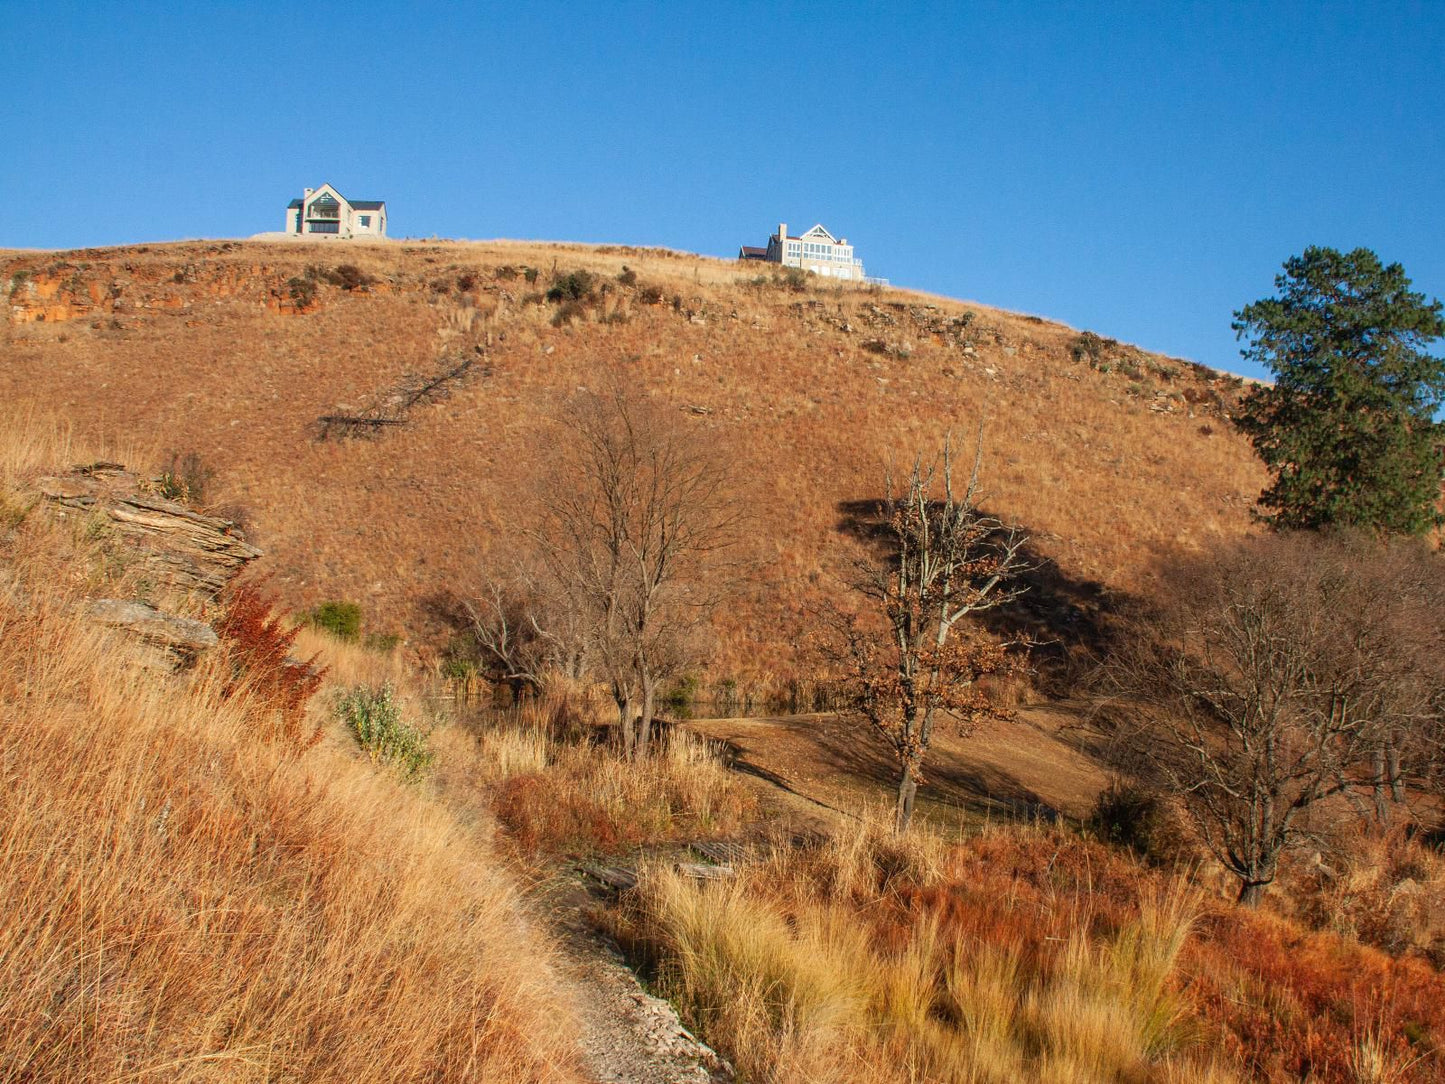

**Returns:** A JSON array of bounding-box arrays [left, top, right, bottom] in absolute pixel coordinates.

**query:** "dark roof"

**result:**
[[287, 196, 385, 210], [738, 246, 768, 258]]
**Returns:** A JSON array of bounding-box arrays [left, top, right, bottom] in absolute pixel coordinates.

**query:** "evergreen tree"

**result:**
[[1233, 247, 1445, 534]]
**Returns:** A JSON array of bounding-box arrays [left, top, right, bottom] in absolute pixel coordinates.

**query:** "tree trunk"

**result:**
[[616, 690, 635, 759], [1237, 879, 1266, 907], [1388, 741, 1406, 803], [636, 673, 656, 760], [895, 761, 919, 833], [1372, 747, 1391, 825]]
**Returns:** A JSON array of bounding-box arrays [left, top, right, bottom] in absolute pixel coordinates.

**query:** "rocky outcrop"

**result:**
[[38, 465, 260, 599], [86, 598, 218, 665]]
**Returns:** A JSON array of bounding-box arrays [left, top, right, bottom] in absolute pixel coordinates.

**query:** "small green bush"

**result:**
[[364, 631, 403, 652], [546, 270, 595, 303], [307, 600, 363, 642], [664, 674, 701, 719], [287, 276, 317, 307], [337, 684, 434, 781]]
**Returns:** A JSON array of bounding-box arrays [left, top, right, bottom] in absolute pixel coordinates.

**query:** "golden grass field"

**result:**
[[4, 404, 1445, 1082], [1, 239, 1266, 687]]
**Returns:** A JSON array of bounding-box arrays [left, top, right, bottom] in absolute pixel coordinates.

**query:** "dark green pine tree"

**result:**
[[1233, 247, 1445, 535]]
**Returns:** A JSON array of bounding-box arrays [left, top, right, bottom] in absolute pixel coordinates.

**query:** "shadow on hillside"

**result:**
[[834, 498, 1126, 692], [715, 714, 1066, 823]]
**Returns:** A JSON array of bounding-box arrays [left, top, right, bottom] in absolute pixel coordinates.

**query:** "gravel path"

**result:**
[[548, 876, 732, 1084]]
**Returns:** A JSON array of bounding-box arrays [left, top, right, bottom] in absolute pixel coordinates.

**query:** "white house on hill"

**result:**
[[739, 222, 867, 281], [282, 184, 387, 240]]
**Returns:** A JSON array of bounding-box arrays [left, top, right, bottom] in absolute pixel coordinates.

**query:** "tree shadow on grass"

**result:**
[[834, 497, 1127, 693]]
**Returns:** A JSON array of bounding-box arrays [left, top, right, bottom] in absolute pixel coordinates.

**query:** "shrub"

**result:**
[[307, 600, 363, 641], [337, 683, 434, 782], [523, 266, 539, 284], [154, 450, 213, 505], [617, 265, 638, 286], [545, 270, 595, 303], [638, 285, 664, 305], [215, 581, 324, 751], [781, 267, 809, 292], [364, 631, 402, 652], [1088, 778, 1193, 867], [287, 276, 317, 307], [664, 674, 701, 719], [551, 298, 589, 327]]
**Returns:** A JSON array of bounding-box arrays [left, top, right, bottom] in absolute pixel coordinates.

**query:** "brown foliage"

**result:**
[[215, 580, 325, 751]]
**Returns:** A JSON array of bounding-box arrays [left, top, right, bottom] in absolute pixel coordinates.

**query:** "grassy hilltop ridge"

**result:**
[[1, 239, 1264, 683]]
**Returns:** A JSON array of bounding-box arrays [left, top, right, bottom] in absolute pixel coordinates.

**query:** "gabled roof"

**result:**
[[287, 188, 384, 210], [739, 245, 768, 257], [800, 224, 838, 243]]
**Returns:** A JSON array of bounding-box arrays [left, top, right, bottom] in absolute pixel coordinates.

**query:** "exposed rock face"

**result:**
[[35, 462, 261, 669], [38, 465, 260, 599], [86, 598, 218, 665]]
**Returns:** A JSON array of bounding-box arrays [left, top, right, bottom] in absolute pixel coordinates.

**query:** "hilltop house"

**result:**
[[283, 184, 387, 240], [738, 222, 866, 281]]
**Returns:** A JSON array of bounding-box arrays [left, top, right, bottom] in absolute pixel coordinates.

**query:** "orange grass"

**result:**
[[618, 813, 1445, 1084], [0, 425, 582, 1082]]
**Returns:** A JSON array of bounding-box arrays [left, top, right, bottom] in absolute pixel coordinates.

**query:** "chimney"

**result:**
[[304, 187, 314, 198], [777, 222, 787, 242]]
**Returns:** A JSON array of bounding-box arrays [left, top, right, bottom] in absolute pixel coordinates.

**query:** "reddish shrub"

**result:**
[[215, 580, 325, 752]]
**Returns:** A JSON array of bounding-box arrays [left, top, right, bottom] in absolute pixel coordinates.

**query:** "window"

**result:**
[[309, 221, 340, 234], [307, 194, 341, 220], [359, 215, 371, 227]]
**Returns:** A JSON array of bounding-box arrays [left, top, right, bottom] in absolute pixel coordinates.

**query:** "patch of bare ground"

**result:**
[[688, 703, 1107, 835]]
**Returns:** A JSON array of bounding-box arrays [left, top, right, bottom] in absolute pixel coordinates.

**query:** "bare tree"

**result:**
[[532, 381, 737, 758], [1100, 534, 1441, 905], [466, 573, 590, 698], [835, 432, 1031, 832]]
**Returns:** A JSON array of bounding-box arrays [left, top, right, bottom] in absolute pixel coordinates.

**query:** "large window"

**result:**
[[308, 221, 340, 234], [306, 195, 341, 220]]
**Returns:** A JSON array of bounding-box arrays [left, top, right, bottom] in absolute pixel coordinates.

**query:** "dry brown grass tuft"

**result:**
[[618, 811, 1225, 1084], [0, 418, 583, 1082], [433, 693, 755, 857]]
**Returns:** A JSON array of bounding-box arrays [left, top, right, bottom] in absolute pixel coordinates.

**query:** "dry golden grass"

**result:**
[[617, 811, 1445, 1083], [432, 692, 756, 858], [1, 240, 1266, 689], [0, 420, 583, 1082], [617, 811, 1232, 1084]]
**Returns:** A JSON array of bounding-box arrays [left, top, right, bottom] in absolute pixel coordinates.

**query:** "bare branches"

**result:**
[[833, 429, 1032, 831], [1101, 532, 1445, 905], [519, 379, 739, 757]]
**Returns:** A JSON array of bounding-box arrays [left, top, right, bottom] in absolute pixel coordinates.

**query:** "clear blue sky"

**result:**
[[3, 1, 1442, 378]]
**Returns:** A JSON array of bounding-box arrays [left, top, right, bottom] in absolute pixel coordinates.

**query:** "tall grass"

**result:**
[[0, 423, 582, 1082], [620, 813, 1225, 1084], [434, 693, 755, 856]]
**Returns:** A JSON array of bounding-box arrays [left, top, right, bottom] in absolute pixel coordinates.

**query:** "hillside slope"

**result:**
[[2, 240, 1264, 682]]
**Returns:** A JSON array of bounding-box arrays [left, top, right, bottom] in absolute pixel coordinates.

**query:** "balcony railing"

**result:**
[[306, 206, 341, 220]]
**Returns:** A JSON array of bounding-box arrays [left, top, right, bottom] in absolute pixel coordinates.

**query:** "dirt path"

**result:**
[[544, 874, 732, 1084]]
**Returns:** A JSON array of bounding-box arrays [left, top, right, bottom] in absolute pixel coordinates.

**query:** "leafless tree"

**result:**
[[834, 431, 1031, 832], [1101, 534, 1442, 905], [531, 381, 738, 758], [466, 574, 590, 697]]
